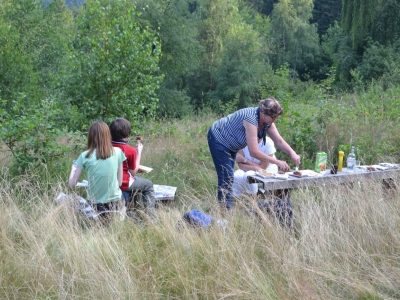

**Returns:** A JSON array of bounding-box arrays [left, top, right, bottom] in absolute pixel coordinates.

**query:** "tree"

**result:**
[[243, 0, 279, 16], [341, 0, 377, 53], [189, 0, 240, 109], [0, 16, 37, 107], [0, 0, 73, 173], [213, 22, 266, 108], [270, 0, 320, 78], [134, 0, 202, 118], [312, 0, 341, 37], [186, 0, 272, 111], [372, 0, 400, 46], [63, 0, 162, 129], [3, 0, 74, 93]]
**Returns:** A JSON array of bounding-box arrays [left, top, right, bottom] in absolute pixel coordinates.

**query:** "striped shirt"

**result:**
[[211, 107, 270, 152]]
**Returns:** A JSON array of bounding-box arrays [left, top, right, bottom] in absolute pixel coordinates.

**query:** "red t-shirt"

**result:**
[[111, 141, 136, 190]]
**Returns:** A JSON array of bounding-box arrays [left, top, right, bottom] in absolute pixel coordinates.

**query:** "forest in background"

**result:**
[[1, 0, 400, 173], [2, 2, 400, 297]]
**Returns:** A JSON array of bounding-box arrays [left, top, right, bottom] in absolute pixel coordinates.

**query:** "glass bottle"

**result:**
[[347, 146, 356, 172]]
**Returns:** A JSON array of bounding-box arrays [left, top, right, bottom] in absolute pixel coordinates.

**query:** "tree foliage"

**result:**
[[270, 0, 320, 78], [341, 0, 377, 52], [62, 0, 162, 128], [372, 0, 400, 46], [3, 0, 74, 92], [0, 0, 73, 173], [134, 0, 202, 118], [312, 0, 341, 37], [244, 0, 279, 16], [213, 22, 265, 108], [2, 0, 400, 174]]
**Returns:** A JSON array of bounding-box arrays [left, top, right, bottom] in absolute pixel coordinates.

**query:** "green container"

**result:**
[[315, 152, 327, 173]]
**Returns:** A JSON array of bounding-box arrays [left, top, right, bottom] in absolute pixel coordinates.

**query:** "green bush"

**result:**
[[0, 95, 71, 174]]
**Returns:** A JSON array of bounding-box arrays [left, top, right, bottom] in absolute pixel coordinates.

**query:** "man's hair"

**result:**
[[86, 121, 113, 160], [259, 98, 283, 117], [109, 118, 131, 140]]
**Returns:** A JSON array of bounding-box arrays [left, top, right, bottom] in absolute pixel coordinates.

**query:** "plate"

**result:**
[[358, 165, 384, 171], [288, 170, 321, 178], [273, 173, 289, 180], [255, 170, 274, 179], [379, 163, 400, 169]]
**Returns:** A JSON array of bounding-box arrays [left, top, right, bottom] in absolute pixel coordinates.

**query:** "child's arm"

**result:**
[[69, 164, 82, 188], [117, 163, 123, 187], [129, 141, 143, 176]]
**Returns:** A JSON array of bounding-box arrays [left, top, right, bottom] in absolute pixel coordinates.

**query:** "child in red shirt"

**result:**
[[109, 118, 157, 223]]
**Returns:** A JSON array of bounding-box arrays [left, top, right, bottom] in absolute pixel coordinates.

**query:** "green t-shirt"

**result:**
[[76, 147, 126, 204]]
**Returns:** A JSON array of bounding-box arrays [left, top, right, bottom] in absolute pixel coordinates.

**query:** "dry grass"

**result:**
[[1, 167, 400, 299], [2, 108, 400, 299]]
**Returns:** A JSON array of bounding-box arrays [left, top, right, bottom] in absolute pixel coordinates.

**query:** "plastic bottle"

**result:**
[[338, 151, 344, 171], [347, 146, 356, 172]]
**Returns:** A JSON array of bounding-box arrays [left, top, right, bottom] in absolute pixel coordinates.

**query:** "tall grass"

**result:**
[[2, 87, 400, 299], [1, 165, 400, 299]]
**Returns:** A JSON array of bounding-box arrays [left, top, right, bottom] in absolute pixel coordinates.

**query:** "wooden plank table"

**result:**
[[248, 168, 400, 195]]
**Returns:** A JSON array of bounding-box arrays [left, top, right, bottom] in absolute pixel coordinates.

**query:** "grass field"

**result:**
[[1, 167, 399, 299], [1, 105, 400, 299]]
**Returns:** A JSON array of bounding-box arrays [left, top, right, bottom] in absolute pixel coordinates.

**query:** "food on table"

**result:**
[[278, 170, 285, 174], [366, 166, 376, 171], [293, 171, 303, 176], [257, 170, 273, 177]]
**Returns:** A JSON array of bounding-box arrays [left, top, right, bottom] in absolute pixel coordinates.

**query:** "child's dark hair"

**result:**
[[109, 118, 131, 140]]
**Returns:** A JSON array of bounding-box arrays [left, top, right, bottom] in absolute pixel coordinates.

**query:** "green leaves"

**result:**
[[270, 0, 320, 76], [0, 95, 70, 173], [63, 0, 162, 130]]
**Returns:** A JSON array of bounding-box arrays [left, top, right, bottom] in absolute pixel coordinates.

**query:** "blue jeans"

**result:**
[[207, 128, 237, 208]]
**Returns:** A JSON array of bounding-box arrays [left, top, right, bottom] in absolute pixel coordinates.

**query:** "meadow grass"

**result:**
[[2, 89, 400, 299], [1, 166, 400, 299]]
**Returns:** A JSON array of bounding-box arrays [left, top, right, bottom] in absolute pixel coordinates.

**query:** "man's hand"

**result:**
[[276, 160, 290, 171], [290, 152, 301, 167]]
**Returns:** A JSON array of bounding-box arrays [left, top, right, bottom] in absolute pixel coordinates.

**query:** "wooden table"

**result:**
[[248, 168, 400, 196]]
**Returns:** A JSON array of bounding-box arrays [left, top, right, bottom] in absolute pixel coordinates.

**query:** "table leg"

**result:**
[[382, 178, 396, 190], [274, 188, 291, 199]]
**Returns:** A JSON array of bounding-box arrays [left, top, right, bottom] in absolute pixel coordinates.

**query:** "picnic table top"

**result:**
[[248, 167, 400, 191]]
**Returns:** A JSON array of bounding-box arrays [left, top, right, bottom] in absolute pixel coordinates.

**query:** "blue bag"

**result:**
[[182, 210, 213, 227]]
